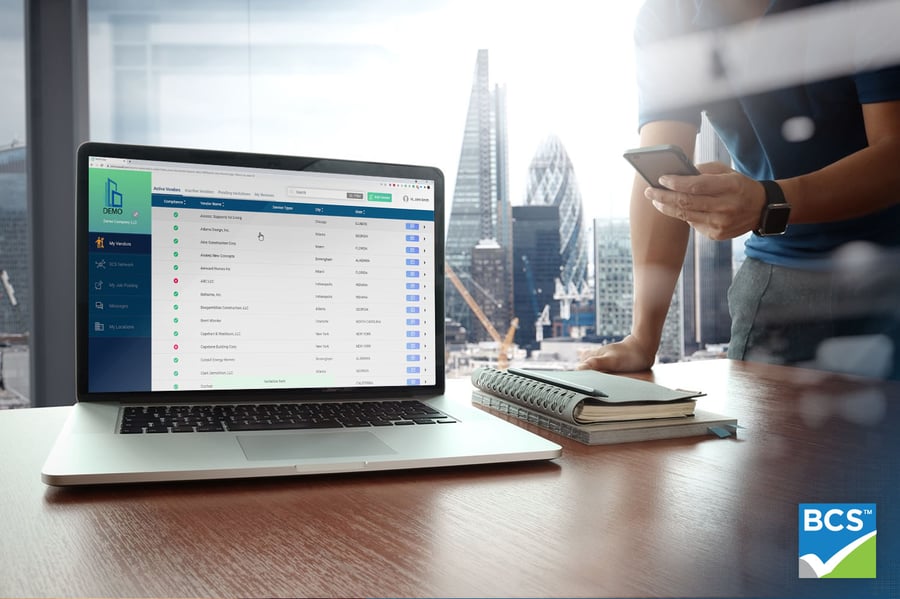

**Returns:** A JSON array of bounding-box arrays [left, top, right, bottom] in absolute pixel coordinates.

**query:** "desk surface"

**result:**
[[1, 359, 897, 598]]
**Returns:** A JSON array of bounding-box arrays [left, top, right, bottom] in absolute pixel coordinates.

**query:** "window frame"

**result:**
[[24, 0, 89, 406]]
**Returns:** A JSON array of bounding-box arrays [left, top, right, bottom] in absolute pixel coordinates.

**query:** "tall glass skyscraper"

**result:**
[[592, 217, 683, 362], [592, 219, 632, 341], [445, 49, 512, 342], [512, 205, 559, 350], [523, 134, 589, 298]]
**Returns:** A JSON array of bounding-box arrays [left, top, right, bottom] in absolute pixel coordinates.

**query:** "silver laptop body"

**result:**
[[41, 142, 560, 486]]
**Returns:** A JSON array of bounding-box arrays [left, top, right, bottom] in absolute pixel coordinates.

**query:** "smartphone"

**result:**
[[623, 144, 700, 189]]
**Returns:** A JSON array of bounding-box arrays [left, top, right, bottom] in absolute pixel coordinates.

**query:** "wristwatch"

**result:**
[[755, 179, 791, 236]]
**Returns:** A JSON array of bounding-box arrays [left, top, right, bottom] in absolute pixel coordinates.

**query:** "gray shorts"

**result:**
[[726, 253, 900, 379]]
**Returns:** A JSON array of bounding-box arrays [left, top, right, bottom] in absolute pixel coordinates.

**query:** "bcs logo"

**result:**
[[799, 503, 876, 578], [104, 178, 124, 214]]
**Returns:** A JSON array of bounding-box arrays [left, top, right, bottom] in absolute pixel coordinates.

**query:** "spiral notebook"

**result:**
[[471, 367, 703, 424], [470, 367, 736, 445]]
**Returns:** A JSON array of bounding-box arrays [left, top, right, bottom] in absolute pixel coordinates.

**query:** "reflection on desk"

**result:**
[[1, 359, 897, 598]]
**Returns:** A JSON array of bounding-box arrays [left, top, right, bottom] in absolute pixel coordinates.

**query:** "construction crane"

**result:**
[[535, 304, 550, 343], [445, 263, 518, 368], [554, 276, 592, 336], [501, 316, 519, 364]]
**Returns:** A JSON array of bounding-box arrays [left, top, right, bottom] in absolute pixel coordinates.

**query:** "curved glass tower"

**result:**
[[524, 135, 589, 293]]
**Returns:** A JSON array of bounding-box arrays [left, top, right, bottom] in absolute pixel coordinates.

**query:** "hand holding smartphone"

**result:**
[[623, 144, 699, 189]]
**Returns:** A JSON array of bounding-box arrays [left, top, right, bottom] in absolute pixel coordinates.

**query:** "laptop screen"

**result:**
[[77, 143, 444, 398]]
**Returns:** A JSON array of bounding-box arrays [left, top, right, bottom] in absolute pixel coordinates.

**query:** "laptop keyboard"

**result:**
[[119, 400, 457, 434]]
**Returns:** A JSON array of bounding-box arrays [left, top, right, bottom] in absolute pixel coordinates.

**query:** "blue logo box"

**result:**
[[798, 503, 876, 578]]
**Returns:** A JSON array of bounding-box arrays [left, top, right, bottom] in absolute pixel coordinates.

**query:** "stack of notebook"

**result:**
[[470, 366, 739, 445]]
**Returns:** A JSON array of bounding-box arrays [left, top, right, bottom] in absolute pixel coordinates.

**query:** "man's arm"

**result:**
[[783, 100, 900, 224], [646, 100, 900, 237], [579, 120, 697, 372]]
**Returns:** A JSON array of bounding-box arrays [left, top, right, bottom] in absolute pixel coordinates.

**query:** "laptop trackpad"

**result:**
[[237, 431, 396, 462]]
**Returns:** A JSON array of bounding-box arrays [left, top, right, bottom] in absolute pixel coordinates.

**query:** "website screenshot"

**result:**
[[87, 157, 437, 392]]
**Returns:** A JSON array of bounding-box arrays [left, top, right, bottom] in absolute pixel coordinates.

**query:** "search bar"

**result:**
[[286, 187, 366, 201]]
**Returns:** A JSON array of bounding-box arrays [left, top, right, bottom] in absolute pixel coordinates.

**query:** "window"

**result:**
[[33, 2, 877, 401], [0, 0, 29, 407], [86, 1, 645, 376]]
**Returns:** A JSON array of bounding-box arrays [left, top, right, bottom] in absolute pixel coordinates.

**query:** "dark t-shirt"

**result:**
[[635, 0, 900, 268]]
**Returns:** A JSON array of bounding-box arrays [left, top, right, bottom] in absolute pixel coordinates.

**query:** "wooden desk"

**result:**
[[1, 359, 897, 598]]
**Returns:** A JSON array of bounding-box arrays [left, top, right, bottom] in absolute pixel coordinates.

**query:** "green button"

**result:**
[[367, 192, 392, 203]]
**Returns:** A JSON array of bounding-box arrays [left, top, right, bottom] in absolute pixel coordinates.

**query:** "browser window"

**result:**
[[86, 155, 438, 392]]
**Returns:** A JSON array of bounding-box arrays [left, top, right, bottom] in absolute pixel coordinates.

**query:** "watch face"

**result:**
[[760, 203, 791, 236]]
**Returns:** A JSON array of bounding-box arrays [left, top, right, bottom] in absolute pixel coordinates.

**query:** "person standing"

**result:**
[[580, 0, 900, 378]]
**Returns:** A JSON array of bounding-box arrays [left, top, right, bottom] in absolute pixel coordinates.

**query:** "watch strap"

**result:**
[[755, 180, 791, 236], [760, 179, 786, 207]]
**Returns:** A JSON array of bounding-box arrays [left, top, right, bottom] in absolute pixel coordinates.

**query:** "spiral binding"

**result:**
[[471, 367, 577, 416]]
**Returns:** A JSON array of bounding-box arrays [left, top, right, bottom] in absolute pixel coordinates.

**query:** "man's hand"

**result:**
[[577, 335, 656, 373], [643, 162, 766, 240]]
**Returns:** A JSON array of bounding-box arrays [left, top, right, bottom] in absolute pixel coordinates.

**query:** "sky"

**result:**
[[363, 0, 645, 221], [363, 0, 646, 222]]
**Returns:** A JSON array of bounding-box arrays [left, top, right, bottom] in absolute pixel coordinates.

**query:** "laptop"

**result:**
[[41, 142, 561, 486]]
